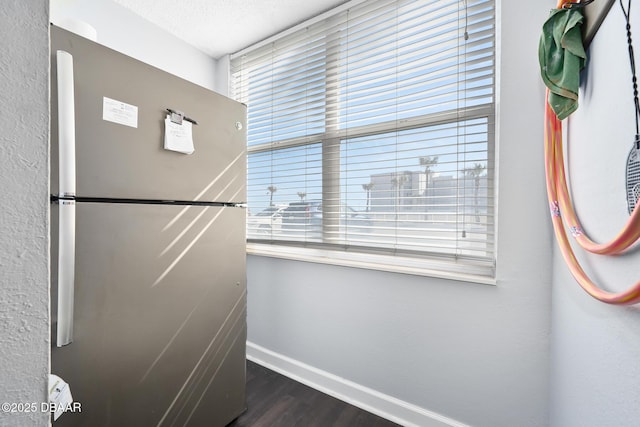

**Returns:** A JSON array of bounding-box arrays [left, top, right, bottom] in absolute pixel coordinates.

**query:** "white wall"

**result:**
[[246, 1, 554, 425], [0, 1, 50, 426], [549, 3, 640, 426], [50, 0, 218, 91]]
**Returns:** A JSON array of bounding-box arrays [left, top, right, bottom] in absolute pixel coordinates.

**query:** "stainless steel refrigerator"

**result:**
[[50, 26, 247, 426]]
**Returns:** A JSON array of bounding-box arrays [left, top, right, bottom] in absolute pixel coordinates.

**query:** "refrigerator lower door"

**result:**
[[51, 202, 246, 427]]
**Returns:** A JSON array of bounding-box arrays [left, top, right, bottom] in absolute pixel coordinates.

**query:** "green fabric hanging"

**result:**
[[539, 8, 587, 120]]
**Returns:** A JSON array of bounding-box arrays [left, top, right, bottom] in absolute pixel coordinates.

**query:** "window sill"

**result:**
[[246, 242, 496, 286]]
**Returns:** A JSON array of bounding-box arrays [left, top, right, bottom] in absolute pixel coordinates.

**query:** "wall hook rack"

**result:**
[[562, 0, 597, 9], [565, 0, 615, 47]]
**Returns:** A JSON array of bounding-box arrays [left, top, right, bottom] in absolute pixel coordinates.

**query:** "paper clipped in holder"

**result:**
[[164, 108, 197, 154]]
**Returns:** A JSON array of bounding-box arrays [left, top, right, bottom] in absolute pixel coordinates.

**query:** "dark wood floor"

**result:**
[[227, 361, 401, 427]]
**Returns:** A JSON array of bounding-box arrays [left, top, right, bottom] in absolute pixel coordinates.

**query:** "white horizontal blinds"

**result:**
[[234, 26, 327, 241], [338, 118, 493, 257], [232, 0, 495, 266], [246, 143, 322, 241], [330, 0, 494, 132], [232, 27, 329, 147], [333, 0, 494, 259]]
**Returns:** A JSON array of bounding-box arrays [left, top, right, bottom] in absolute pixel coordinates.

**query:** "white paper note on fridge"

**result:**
[[164, 115, 194, 154]]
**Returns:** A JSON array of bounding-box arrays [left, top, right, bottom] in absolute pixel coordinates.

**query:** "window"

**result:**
[[231, 0, 496, 281]]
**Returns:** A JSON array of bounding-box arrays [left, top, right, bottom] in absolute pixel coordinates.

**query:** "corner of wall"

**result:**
[[215, 55, 231, 97]]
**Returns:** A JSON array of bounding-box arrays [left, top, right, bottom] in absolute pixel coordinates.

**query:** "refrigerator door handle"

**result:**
[[57, 200, 76, 346], [56, 50, 76, 346], [57, 50, 76, 197]]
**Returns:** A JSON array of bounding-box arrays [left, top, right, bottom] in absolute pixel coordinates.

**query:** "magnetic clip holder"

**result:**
[[170, 109, 184, 125], [166, 108, 198, 125]]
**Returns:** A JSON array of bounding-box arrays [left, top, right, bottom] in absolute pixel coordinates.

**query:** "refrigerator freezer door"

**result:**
[[50, 26, 246, 204], [51, 203, 246, 426]]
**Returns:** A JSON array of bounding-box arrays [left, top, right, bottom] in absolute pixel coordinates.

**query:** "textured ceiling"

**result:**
[[112, 0, 349, 59]]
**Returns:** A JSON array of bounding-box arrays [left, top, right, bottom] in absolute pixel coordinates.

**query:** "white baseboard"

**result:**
[[246, 341, 469, 427]]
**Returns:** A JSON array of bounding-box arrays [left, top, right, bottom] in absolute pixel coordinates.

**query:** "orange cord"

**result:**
[[545, 95, 640, 304], [552, 119, 640, 254]]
